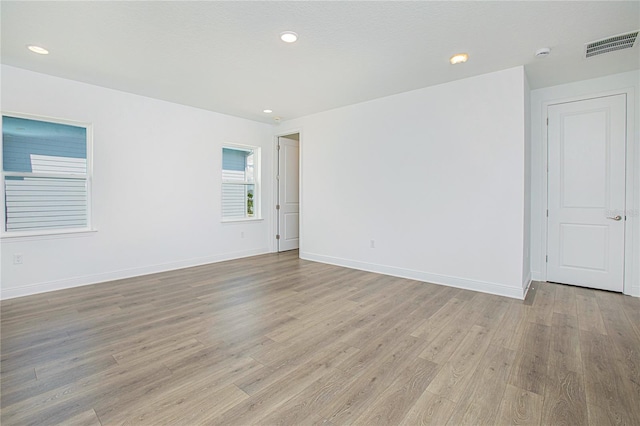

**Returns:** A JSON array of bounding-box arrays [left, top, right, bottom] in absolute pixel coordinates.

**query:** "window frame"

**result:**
[[221, 143, 261, 223], [1, 111, 94, 239]]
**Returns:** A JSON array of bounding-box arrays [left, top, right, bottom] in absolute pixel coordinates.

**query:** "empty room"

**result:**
[[1, 1, 639, 425]]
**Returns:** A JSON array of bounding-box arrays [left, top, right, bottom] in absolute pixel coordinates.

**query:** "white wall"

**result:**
[[279, 66, 530, 299], [523, 73, 532, 292], [530, 70, 640, 296], [1, 65, 274, 299]]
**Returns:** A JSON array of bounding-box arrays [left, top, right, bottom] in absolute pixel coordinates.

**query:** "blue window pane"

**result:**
[[2, 116, 86, 173], [222, 148, 247, 172]]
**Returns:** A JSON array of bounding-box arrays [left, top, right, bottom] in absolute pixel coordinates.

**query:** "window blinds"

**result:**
[[222, 147, 253, 219]]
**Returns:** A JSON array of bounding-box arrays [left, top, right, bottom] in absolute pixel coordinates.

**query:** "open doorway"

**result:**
[[276, 133, 299, 252]]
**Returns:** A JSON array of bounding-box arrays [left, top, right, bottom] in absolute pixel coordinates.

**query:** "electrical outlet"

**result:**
[[370, 240, 375, 249], [13, 254, 23, 265], [241, 231, 245, 239]]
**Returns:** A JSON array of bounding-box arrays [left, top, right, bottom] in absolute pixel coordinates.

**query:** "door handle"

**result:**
[[607, 215, 622, 221]]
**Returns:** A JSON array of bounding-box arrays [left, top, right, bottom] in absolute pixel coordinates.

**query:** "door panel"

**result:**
[[283, 213, 299, 242], [547, 94, 626, 292], [560, 111, 607, 208], [559, 224, 608, 270], [278, 136, 299, 251]]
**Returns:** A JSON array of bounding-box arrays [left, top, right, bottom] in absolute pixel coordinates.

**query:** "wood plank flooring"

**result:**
[[1, 250, 639, 425]]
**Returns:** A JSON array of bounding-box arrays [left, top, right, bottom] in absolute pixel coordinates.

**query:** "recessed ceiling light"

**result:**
[[263, 109, 273, 114], [450, 53, 468, 65], [280, 32, 298, 43], [27, 45, 49, 55]]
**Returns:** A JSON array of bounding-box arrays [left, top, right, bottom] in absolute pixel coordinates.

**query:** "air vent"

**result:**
[[585, 31, 638, 58]]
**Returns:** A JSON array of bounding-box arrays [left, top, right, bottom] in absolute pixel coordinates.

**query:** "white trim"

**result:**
[[623, 87, 638, 296], [221, 217, 263, 224], [300, 251, 526, 300], [221, 142, 260, 152], [273, 135, 279, 252], [1, 111, 94, 238], [0, 247, 270, 300], [273, 136, 278, 252], [273, 128, 303, 254], [539, 87, 638, 296], [522, 272, 532, 300], [221, 143, 261, 221], [1, 110, 90, 129], [1, 228, 97, 241]]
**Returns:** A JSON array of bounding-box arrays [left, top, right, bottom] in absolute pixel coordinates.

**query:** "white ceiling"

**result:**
[[2, 1, 639, 124]]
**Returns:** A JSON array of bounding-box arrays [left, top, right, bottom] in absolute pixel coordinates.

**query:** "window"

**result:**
[[222, 146, 259, 220], [2, 114, 91, 235]]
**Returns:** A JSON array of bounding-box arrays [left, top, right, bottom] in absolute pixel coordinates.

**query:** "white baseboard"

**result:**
[[300, 251, 526, 300], [1, 248, 270, 300], [522, 272, 533, 299]]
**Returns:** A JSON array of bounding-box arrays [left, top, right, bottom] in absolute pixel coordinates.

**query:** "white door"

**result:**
[[277, 136, 299, 251], [547, 94, 626, 292]]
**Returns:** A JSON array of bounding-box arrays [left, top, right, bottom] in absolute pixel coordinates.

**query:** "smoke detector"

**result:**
[[585, 31, 638, 58], [535, 48, 551, 58]]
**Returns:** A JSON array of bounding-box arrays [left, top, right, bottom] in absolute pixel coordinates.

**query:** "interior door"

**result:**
[[547, 94, 626, 292], [277, 136, 299, 251]]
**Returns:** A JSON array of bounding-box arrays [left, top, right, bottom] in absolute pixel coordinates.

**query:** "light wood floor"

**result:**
[[1, 251, 639, 425]]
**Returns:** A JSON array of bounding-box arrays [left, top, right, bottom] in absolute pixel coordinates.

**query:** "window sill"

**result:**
[[1, 228, 97, 242], [221, 217, 263, 224]]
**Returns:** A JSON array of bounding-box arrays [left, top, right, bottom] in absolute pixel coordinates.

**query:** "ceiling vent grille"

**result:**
[[585, 31, 638, 58]]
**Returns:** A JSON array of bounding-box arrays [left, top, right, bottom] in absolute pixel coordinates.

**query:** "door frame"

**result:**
[[540, 88, 637, 295], [272, 129, 302, 254]]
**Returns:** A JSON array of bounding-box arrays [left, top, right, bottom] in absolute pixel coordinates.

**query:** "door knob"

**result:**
[[607, 215, 622, 221]]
